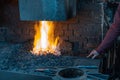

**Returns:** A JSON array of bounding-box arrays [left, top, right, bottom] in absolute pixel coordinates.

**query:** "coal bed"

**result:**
[[0, 42, 100, 76]]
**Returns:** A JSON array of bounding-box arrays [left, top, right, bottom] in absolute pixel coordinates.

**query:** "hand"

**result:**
[[87, 50, 99, 59]]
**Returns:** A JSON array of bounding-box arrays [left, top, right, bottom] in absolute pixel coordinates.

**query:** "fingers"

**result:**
[[87, 50, 99, 59], [87, 53, 93, 58], [87, 50, 95, 58]]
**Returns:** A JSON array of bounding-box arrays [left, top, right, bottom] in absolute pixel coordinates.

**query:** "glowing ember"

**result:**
[[32, 21, 61, 55]]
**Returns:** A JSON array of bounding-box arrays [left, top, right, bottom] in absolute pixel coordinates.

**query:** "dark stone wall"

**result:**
[[0, 0, 104, 55]]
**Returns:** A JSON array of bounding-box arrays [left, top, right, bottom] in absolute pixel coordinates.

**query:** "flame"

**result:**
[[32, 21, 61, 55]]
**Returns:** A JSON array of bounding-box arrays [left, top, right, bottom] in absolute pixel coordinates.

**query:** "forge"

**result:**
[[0, 0, 111, 79]]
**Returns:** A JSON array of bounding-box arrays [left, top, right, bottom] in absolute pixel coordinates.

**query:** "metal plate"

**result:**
[[18, 0, 76, 21], [0, 71, 53, 80]]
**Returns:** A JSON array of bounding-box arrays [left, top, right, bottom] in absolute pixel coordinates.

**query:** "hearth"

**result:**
[[0, 0, 103, 55]]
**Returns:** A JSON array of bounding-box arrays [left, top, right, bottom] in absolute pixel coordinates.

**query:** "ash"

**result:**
[[0, 41, 100, 75]]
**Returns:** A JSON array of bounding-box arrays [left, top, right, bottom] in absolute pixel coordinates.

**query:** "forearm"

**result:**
[[96, 24, 120, 53], [96, 4, 120, 54]]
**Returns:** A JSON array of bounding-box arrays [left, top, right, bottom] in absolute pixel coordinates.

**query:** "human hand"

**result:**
[[87, 50, 99, 59]]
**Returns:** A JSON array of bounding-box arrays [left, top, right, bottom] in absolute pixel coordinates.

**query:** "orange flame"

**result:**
[[32, 21, 61, 55]]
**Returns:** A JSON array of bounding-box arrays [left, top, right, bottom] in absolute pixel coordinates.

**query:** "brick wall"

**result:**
[[53, 0, 104, 55], [0, 0, 104, 55]]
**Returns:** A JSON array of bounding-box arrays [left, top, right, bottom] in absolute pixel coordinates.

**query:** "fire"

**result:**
[[32, 21, 61, 55]]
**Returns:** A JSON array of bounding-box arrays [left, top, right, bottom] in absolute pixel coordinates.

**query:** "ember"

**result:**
[[32, 21, 61, 55]]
